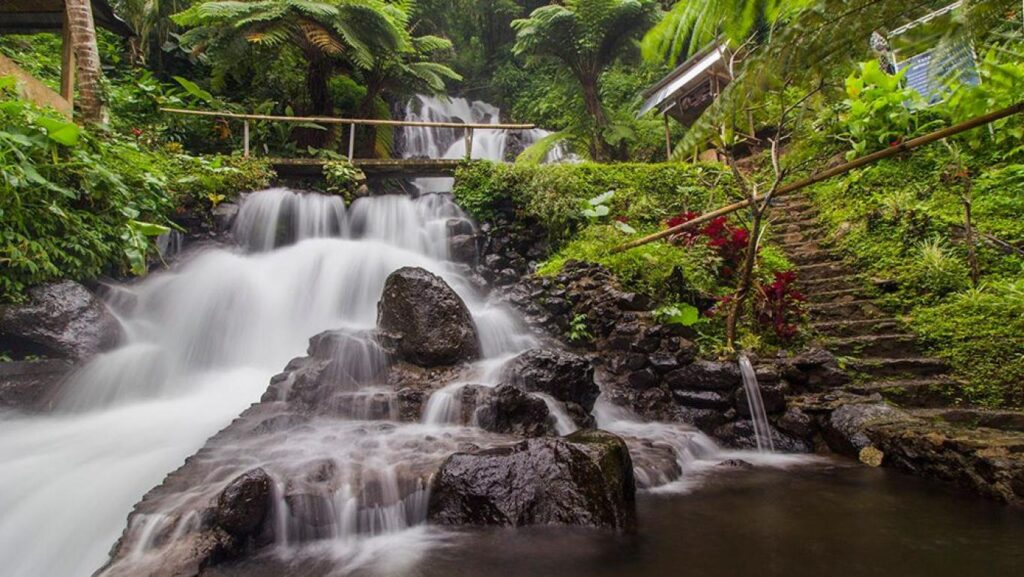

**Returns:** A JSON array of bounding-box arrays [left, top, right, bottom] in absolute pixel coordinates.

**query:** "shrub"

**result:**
[[913, 280, 1024, 407], [453, 161, 732, 242], [536, 224, 720, 302], [322, 159, 368, 202], [0, 82, 273, 302]]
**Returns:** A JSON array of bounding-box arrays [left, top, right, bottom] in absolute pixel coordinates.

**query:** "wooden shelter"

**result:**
[[639, 43, 732, 126], [0, 0, 132, 116]]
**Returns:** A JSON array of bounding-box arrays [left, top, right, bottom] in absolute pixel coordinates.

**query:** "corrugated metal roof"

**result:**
[[0, 0, 134, 37], [638, 43, 728, 116]]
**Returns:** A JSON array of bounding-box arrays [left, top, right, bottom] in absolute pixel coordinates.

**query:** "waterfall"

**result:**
[[1, 188, 732, 577], [0, 189, 534, 577], [739, 355, 775, 453], [400, 94, 568, 194]]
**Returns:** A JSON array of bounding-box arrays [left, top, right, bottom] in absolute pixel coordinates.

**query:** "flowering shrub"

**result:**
[[665, 212, 751, 278], [754, 271, 806, 340]]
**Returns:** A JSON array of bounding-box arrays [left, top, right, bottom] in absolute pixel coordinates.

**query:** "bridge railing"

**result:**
[[160, 107, 535, 161]]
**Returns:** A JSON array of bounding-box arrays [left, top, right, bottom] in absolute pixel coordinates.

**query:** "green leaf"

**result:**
[[173, 76, 215, 104], [613, 220, 636, 234], [588, 190, 615, 206], [35, 117, 81, 146], [128, 220, 171, 237]]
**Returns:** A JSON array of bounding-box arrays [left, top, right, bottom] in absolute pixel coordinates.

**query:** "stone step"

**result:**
[[776, 199, 814, 211], [796, 260, 851, 281], [789, 250, 839, 266], [909, 408, 1024, 433], [808, 286, 867, 303], [776, 217, 819, 232], [847, 357, 950, 379], [807, 299, 885, 320], [778, 239, 824, 253], [845, 378, 958, 408], [823, 333, 920, 357], [797, 273, 863, 291], [779, 230, 822, 245], [811, 318, 904, 338]]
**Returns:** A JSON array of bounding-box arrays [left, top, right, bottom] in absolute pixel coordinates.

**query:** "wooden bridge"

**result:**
[[160, 107, 535, 177]]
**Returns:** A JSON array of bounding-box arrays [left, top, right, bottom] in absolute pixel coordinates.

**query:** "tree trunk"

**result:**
[[726, 204, 762, 349], [299, 56, 334, 148], [961, 179, 980, 288], [65, 0, 107, 124], [580, 76, 609, 161], [355, 84, 383, 158]]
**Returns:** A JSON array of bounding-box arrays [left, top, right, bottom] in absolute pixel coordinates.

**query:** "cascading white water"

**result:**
[[739, 355, 775, 452], [0, 190, 533, 577], [401, 95, 568, 194]]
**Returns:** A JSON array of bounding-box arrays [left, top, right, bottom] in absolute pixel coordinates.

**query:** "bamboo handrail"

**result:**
[[611, 101, 1024, 254], [159, 107, 536, 130]]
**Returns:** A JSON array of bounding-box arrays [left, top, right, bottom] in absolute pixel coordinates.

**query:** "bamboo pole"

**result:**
[[611, 101, 1024, 254], [160, 107, 536, 130]]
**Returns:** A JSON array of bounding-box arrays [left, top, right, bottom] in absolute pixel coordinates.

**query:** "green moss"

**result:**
[[911, 280, 1024, 408], [537, 225, 720, 302], [453, 161, 732, 242]]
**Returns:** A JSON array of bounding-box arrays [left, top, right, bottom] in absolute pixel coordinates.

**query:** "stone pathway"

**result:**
[[772, 195, 1024, 505], [772, 194, 1024, 430]]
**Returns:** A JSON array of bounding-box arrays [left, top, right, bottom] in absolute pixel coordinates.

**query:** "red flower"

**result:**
[[131, 127, 143, 137], [614, 215, 630, 223]]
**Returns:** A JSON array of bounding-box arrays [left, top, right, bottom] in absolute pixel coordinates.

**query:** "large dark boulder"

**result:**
[[823, 401, 909, 457], [501, 348, 598, 411], [0, 359, 72, 411], [213, 468, 272, 538], [784, 348, 850, 388], [376, 267, 480, 367], [0, 281, 123, 361], [475, 384, 556, 438], [427, 430, 636, 531], [665, 360, 741, 391]]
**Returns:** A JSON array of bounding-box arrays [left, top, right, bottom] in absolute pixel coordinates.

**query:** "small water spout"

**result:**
[[738, 355, 775, 453]]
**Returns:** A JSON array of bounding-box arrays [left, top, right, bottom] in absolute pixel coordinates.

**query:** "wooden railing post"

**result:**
[[465, 128, 474, 160], [348, 122, 356, 160], [243, 120, 250, 158]]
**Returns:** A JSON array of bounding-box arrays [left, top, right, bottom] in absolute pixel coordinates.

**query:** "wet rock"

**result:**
[[448, 234, 479, 265], [785, 348, 850, 388], [428, 430, 635, 530], [501, 348, 598, 411], [775, 407, 814, 440], [665, 361, 741, 391], [735, 382, 788, 416], [823, 401, 909, 457], [647, 352, 680, 374], [627, 368, 659, 389], [716, 459, 754, 469], [0, 281, 123, 360], [475, 384, 556, 438], [212, 202, 240, 231], [446, 218, 475, 237], [672, 389, 732, 410], [674, 405, 728, 433], [377, 267, 480, 367], [0, 359, 71, 411], [616, 292, 652, 311], [213, 469, 272, 538], [713, 420, 812, 453]]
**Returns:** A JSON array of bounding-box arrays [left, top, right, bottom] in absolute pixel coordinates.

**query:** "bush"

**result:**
[[0, 82, 273, 302], [453, 161, 732, 241], [913, 280, 1024, 407], [537, 224, 720, 301]]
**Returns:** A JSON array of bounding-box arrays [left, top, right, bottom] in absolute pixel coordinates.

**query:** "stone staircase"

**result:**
[[772, 195, 962, 410]]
